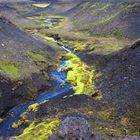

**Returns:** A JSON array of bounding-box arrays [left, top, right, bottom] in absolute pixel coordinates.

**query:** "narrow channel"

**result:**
[[0, 17, 75, 138], [0, 44, 74, 138]]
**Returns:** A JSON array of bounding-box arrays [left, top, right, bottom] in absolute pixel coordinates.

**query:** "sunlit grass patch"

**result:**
[[33, 32, 57, 43], [16, 118, 60, 140], [97, 109, 114, 121], [32, 3, 50, 8], [65, 53, 95, 95], [0, 60, 20, 79], [27, 50, 47, 62]]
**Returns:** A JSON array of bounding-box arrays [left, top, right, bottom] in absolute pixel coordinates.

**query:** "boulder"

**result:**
[[49, 117, 102, 140]]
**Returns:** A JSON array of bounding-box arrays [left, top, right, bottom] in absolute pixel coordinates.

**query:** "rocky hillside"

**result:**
[[67, 1, 140, 39], [0, 0, 140, 140], [0, 16, 62, 116], [42, 0, 140, 39]]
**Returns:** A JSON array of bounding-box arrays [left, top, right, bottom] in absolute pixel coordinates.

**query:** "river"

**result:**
[[0, 41, 74, 137]]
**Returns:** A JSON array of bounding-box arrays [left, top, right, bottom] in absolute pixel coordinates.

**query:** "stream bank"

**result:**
[[0, 15, 96, 138], [0, 48, 74, 137], [1, 7, 140, 139]]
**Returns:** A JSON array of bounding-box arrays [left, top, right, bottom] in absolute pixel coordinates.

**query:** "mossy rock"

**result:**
[[16, 118, 60, 140], [0, 59, 20, 79]]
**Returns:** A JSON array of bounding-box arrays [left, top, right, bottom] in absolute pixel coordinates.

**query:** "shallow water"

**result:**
[[0, 46, 74, 137]]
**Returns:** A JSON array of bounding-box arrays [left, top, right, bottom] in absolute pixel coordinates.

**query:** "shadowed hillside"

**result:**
[[0, 16, 63, 116]]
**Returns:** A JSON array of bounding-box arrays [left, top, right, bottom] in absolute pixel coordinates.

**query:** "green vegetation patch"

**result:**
[[12, 120, 24, 129], [65, 53, 95, 95], [27, 50, 47, 62], [0, 118, 3, 123], [97, 109, 114, 121], [28, 103, 39, 112], [16, 118, 60, 140], [0, 59, 20, 79], [111, 29, 124, 38], [32, 3, 50, 8]]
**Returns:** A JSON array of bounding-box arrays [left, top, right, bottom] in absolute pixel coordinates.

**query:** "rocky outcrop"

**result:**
[[49, 117, 140, 140], [49, 117, 102, 140]]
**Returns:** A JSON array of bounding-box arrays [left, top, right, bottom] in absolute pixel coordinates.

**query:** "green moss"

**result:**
[[43, 36, 56, 42], [111, 29, 124, 38], [120, 117, 131, 127], [0, 59, 20, 79], [74, 42, 86, 51], [97, 109, 113, 121], [16, 118, 60, 140], [134, 132, 140, 136], [28, 103, 39, 112], [20, 112, 30, 125], [28, 87, 38, 100], [33, 33, 59, 45], [27, 50, 46, 62], [26, 14, 65, 31], [12, 120, 24, 129], [65, 53, 95, 95], [32, 3, 50, 8], [0, 118, 3, 123], [62, 39, 95, 52], [91, 37, 127, 55]]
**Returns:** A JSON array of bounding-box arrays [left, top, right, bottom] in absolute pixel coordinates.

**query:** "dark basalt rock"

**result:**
[[49, 117, 140, 140], [49, 117, 102, 140]]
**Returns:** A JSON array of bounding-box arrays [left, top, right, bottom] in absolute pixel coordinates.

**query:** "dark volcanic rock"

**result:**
[[0, 72, 50, 117], [93, 41, 140, 134], [49, 117, 140, 140], [0, 74, 15, 116], [49, 117, 102, 140]]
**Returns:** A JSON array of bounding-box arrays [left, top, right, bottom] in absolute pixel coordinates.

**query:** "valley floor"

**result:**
[[0, 0, 140, 139]]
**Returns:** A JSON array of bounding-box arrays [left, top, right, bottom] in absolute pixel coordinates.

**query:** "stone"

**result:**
[[49, 117, 102, 140]]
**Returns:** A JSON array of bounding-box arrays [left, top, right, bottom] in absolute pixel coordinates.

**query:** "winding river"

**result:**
[[0, 26, 74, 137]]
